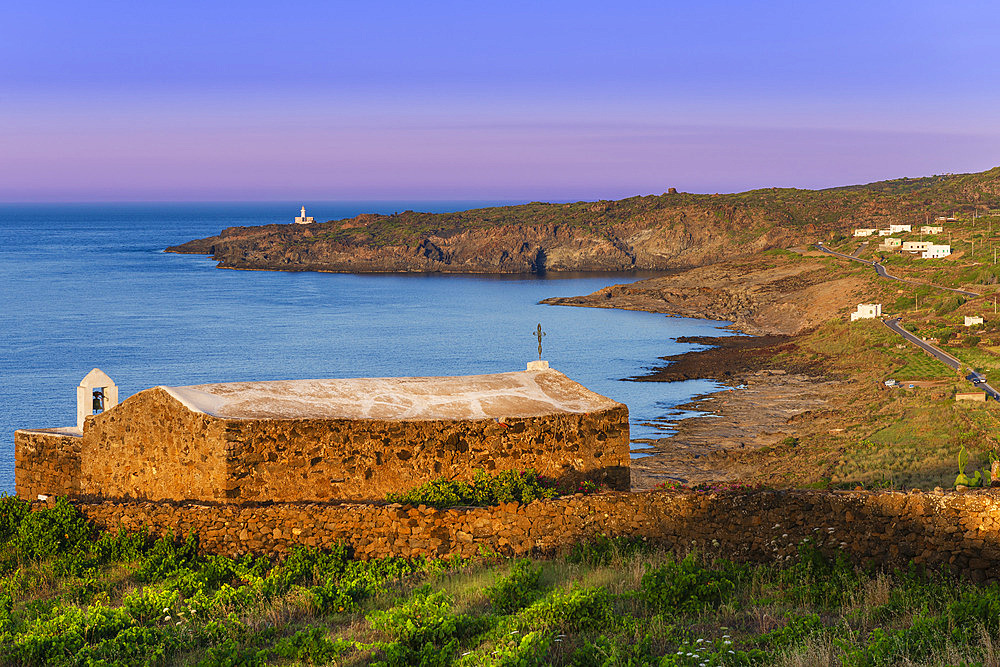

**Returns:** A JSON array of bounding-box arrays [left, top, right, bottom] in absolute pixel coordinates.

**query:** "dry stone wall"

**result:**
[[14, 431, 81, 500], [70, 487, 1000, 582]]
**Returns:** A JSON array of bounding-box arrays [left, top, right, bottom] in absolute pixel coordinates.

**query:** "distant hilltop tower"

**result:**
[[294, 205, 315, 224]]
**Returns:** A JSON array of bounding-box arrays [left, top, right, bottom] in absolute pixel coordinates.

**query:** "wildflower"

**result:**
[[176, 621, 182, 625], [462, 652, 471, 657], [164, 616, 171, 622]]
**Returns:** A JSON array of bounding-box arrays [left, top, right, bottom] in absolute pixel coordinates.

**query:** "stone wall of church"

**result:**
[[76, 388, 230, 503], [222, 405, 630, 503], [17, 390, 629, 505], [14, 430, 82, 500]]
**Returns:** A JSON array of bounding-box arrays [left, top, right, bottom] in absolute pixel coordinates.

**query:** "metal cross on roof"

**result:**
[[533, 323, 546, 360]]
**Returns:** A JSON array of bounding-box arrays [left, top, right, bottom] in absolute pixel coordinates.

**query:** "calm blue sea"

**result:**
[[0, 202, 734, 493]]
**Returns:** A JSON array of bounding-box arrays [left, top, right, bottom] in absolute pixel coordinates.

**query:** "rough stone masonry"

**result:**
[[15, 368, 630, 504]]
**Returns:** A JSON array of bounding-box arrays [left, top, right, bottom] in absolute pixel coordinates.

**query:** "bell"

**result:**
[[92, 390, 104, 412]]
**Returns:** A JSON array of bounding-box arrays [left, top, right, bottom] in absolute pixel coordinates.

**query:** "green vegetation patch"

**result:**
[[4, 499, 1000, 665], [891, 353, 954, 380], [385, 469, 560, 508]]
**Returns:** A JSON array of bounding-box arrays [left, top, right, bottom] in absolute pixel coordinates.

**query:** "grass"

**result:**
[[942, 345, 1000, 375], [4, 498, 1000, 666], [890, 353, 954, 380], [729, 317, 1000, 491]]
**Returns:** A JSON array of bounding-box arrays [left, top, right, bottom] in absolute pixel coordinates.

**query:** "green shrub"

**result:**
[[484, 559, 543, 613], [641, 554, 742, 614], [273, 626, 354, 664], [0, 494, 30, 543], [522, 585, 613, 632], [133, 530, 200, 583], [367, 588, 482, 666], [778, 542, 859, 607], [386, 469, 557, 508], [566, 534, 651, 566], [12, 497, 92, 565]]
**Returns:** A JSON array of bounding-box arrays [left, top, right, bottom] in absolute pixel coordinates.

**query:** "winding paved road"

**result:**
[[814, 242, 979, 298], [883, 317, 999, 399]]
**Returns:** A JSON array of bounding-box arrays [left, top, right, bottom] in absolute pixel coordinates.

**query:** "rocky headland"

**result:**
[[165, 167, 1000, 274]]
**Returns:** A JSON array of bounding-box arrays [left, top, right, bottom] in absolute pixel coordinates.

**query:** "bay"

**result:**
[[0, 202, 732, 493]]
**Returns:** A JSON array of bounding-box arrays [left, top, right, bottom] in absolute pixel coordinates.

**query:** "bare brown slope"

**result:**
[[541, 252, 871, 335]]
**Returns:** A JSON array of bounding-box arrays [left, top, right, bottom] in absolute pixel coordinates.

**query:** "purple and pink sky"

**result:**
[[2, 1, 999, 202]]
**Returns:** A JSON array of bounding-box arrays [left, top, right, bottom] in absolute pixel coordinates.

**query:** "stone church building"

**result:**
[[16, 366, 630, 504]]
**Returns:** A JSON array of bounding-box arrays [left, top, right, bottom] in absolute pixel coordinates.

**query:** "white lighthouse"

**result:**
[[294, 206, 315, 224]]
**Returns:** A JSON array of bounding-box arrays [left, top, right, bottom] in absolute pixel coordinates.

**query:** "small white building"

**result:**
[[878, 229, 893, 236], [294, 206, 315, 224], [936, 216, 958, 222], [880, 237, 902, 248], [920, 225, 943, 235], [921, 244, 951, 259], [889, 224, 912, 233], [902, 241, 930, 252], [965, 316, 984, 327], [853, 228, 877, 237], [851, 303, 882, 321]]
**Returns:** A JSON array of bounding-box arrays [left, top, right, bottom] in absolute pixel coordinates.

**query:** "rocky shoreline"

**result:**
[[626, 334, 840, 490]]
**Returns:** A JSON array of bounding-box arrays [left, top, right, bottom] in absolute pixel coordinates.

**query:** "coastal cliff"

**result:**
[[166, 203, 807, 273], [166, 167, 1000, 273]]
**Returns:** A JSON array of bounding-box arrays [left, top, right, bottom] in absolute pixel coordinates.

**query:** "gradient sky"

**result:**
[[2, 0, 1000, 201]]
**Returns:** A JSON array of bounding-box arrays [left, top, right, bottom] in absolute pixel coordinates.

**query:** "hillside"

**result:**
[[166, 167, 1000, 273]]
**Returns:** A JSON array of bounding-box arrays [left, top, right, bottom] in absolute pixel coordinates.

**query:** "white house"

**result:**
[[294, 206, 315, 224], [853, 228, 877, 237], [881, 237, 902, 248], [936, 216, 958, 222], [921, 244, 951, 259], [851, 303, 882, 321], [965, 316, 984, 327], [902, 241, 930, 252], [920, 225, 943, 235], [878, 229, 893, 236], [889, 224, 912, 233]]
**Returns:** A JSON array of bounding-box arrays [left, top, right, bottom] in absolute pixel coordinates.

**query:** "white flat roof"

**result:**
[[160, 368, 621, 421]]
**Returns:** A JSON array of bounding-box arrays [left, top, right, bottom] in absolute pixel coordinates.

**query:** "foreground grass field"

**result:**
[[2, 497, 1000, 666]]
